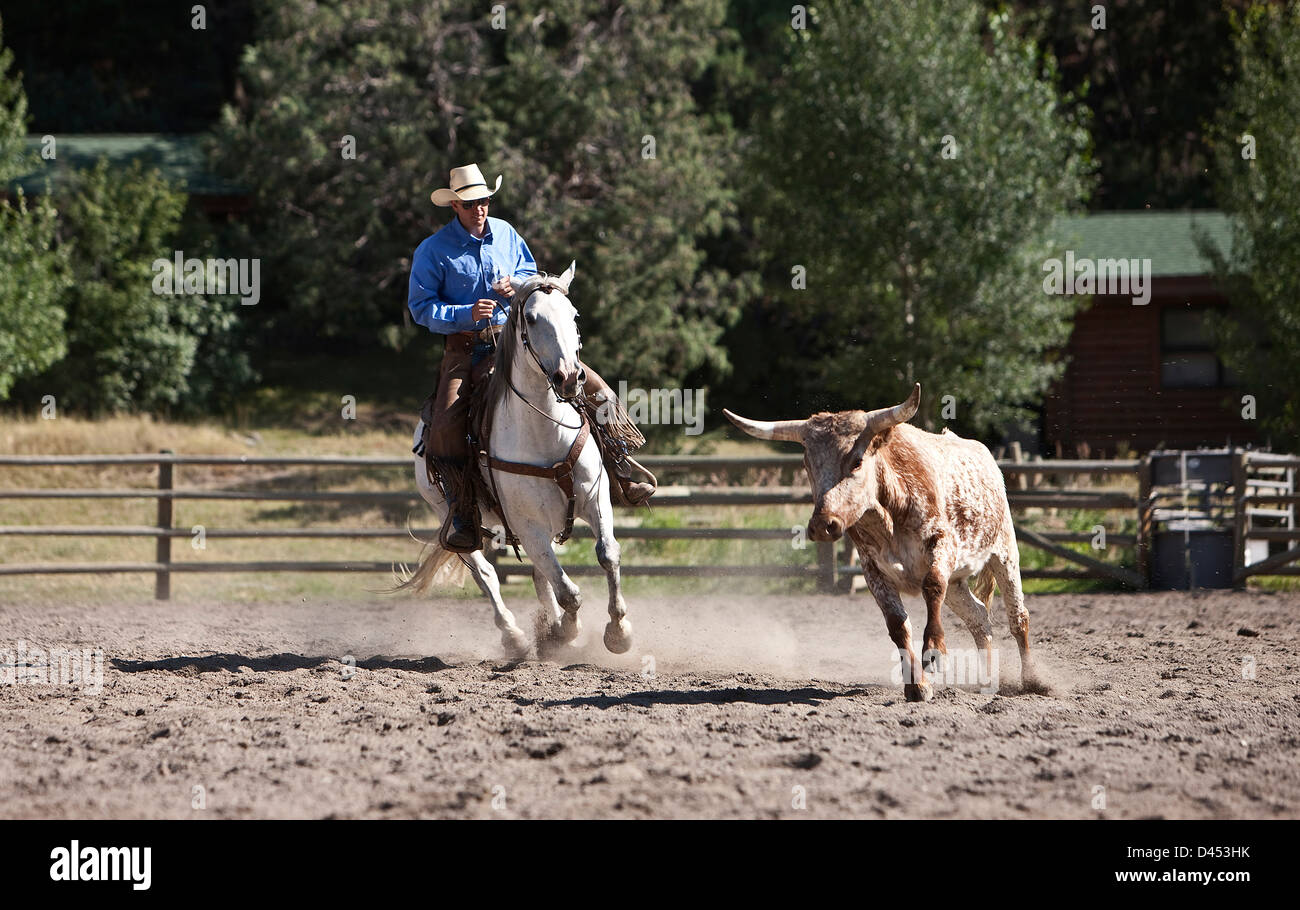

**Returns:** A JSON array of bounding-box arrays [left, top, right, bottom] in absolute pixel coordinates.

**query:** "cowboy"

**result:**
[[408, 163, 657, 552]]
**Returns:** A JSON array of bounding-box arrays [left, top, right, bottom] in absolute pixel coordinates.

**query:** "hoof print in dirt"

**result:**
[[1020, 678, 1054, 697], [535, 636, 573, 662], [788, 752, 823, 770]]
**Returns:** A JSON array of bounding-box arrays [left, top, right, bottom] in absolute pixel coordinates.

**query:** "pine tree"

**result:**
[[1204, 2, 1300, 449], [0, 18, 70, 402], [748, 0, 1092, 434]]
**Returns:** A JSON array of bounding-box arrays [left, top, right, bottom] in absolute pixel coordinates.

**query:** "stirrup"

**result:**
[[439, 513, 481, 554], [610, 455, 657, 507]]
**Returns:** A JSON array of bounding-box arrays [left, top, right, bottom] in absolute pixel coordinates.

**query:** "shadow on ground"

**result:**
[[109, 653, 453, 674], [543, 684, 869, 709]]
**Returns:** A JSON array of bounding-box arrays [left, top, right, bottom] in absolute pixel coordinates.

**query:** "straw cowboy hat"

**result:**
[[430, 163, 502, 206]]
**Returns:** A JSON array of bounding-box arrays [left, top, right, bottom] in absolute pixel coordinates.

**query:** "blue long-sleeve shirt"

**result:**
[[407, 216, 538, 335]]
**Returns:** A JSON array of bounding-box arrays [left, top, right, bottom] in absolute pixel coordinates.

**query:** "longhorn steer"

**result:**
[[724, 384, 1043, 702]]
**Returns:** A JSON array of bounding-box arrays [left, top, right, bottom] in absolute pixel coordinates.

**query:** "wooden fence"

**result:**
[[1235, 451, 1300, 582], [2, 449, 1288, 597]]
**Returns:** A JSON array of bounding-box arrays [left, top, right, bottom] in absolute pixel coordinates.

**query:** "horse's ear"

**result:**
[[557, 260, 576, 292]]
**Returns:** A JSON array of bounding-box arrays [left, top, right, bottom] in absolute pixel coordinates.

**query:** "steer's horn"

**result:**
[[723, 408, 807, 443], [863, 383, 922, 436]]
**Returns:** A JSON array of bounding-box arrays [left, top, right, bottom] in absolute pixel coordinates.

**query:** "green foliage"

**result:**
[[26, 159, 255, 415], [489, 0, 754, 386], [993, 0, 1237, 209], [0, 191, 70, 400], [0, 18, 70, 401], [748, 0, 1092, 435], [0, 15, 30, 183], [212, 0, 752, 394], [1203, 2, 1300, 450], [212, 0, 485, 351]]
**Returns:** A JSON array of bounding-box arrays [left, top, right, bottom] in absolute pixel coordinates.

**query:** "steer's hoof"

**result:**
[[904, 682, 933, 703], [603, 619, 633, 654], [922, 648, 946, 675]]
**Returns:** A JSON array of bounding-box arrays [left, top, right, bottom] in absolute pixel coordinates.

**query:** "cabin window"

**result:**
[[1160, 307, 1232, 388]]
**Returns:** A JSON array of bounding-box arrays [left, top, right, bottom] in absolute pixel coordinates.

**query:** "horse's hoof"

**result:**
[[904, 682, 933, 703], [603, 619, 632, 654], [502, 629, 530, 660], [559, 611, 581, 643]]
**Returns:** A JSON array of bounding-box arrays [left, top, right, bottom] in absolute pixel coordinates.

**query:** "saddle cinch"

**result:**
[[418, 339, 651, 553]]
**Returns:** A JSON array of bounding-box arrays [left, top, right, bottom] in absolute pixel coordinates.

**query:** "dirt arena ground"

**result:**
[[1, 585, 1296, 819]]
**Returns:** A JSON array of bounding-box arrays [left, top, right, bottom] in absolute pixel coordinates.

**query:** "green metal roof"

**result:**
[[1054, 211, 1236, 278], [12, 134, 244, 196]]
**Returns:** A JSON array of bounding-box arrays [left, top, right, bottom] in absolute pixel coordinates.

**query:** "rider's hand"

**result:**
[[471, 298, 497, 321], [491, 275, 515, 298]]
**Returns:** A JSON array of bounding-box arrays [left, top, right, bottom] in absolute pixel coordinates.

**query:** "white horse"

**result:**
[[397, 263, 633, 660]]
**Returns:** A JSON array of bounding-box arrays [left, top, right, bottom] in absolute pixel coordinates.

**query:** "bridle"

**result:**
[[500, 281, 586, 428], [480, 277, 591, 546]]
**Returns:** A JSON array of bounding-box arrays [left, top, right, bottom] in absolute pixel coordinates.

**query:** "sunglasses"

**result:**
[[458, 197, 491, 209]]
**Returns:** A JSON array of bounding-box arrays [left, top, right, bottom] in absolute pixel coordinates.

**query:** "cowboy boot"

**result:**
[[434, 457, 481, 553], [610, 452, 657, 506], [580, 377, 656, 506], [585, 392, 657, 505]]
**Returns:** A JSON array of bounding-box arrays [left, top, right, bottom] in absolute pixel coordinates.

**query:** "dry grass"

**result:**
[[4, 414, 1281, 604], [0, 414, 819, 605]]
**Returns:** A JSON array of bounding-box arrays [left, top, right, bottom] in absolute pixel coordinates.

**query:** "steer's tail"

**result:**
[[971, 564, 997, 609]]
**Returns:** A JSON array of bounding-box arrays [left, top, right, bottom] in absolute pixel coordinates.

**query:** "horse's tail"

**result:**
[[387, 541, 469, 593], [381, 517, 470, 594]]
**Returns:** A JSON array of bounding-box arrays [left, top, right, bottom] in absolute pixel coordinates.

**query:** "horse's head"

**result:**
[[508, 261, 584, 399]]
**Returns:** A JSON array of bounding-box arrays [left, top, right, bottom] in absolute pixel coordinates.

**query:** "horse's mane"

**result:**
[[484, 272, 569, 411]]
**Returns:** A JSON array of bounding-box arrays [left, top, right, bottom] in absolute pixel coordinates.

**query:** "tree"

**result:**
[[0, 13, 27, 183], [212, 0, 490, 352], [0, 0, 255, 133], [0, 16, 70, 401], [994, 0, 1248, 210], [23, 159, 255, 414], [484, 0, 752, 386], [1203, 2, 1300, 449], [748, 0, 1092, 435], [211, 0, 751, 397], [0, 193, 69, 401]]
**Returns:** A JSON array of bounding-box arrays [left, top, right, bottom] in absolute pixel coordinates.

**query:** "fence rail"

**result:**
[[0, 450, 1175, 597]]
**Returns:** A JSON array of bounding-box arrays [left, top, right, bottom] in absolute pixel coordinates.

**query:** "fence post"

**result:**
[[817, 540, 836, 592], [155, 449, 173, 601], [1232, 449, 1248, 587], [1009, 441, 1027, 491], [1136, 453, 1152, 589]]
